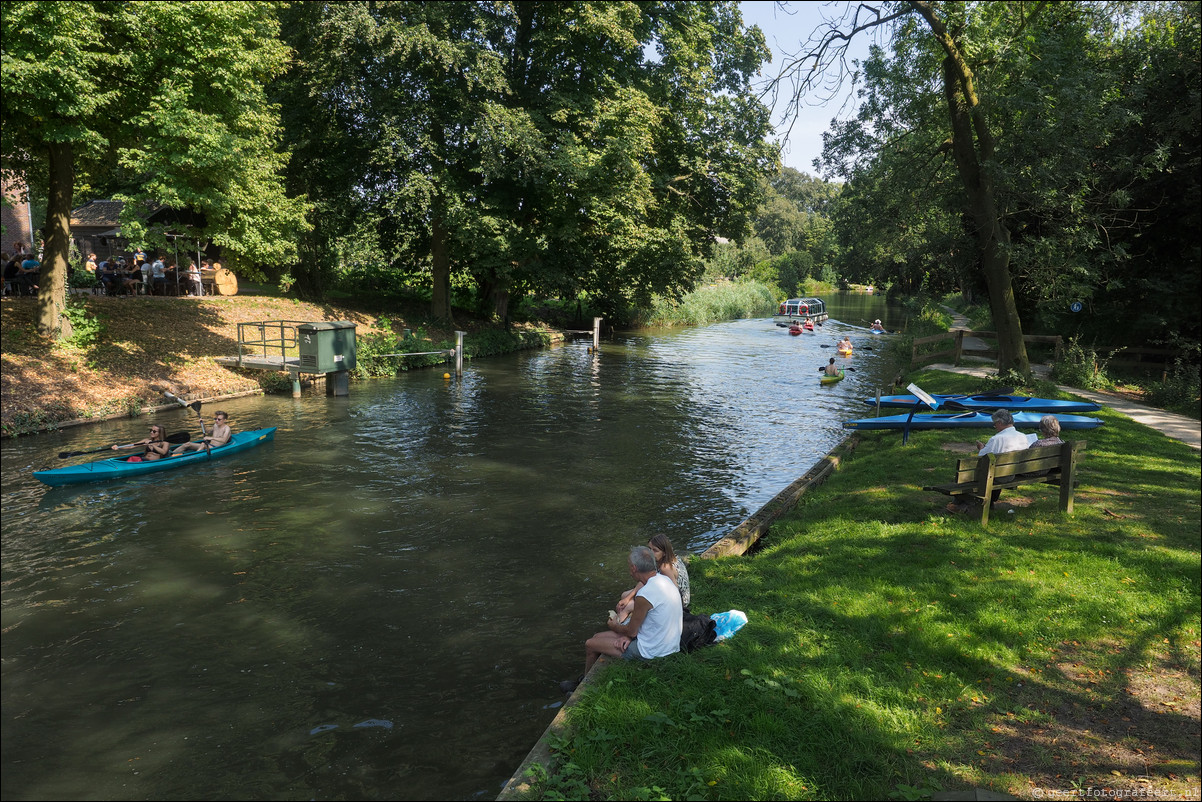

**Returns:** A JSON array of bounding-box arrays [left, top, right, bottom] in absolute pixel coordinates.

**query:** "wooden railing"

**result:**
[[910, 330, 1063, 369]]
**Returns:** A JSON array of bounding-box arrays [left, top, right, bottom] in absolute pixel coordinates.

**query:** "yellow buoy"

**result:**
[[443, 373, 451, 379]]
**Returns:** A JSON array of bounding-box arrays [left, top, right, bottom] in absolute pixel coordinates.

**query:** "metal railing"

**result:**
[[234, 320, 308, 367]]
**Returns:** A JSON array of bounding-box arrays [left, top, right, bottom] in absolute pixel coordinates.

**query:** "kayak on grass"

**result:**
[[34, 428, 277, 486], [842, 411, 1103, 431], [862, 393, 1101, 413]]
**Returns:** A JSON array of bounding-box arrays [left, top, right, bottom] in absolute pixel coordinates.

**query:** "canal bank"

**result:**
[[497, 434, 862, 799]]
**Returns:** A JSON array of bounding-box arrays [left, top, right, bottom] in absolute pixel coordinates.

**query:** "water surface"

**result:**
[[2, 308, 899, 800]]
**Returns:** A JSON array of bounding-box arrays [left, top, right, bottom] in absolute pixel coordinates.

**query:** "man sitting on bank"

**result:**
[[566, 546, 683, 692]]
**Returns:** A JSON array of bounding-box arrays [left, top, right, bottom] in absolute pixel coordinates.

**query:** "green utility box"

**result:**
[[297, 321, 357, 372]]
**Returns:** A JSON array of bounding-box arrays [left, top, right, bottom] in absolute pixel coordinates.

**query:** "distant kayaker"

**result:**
[[113, 424, 171, 461], [838, 336, 853, 352], [824, 357, 840, 376], [173, 410, 232, 455], [871, 319, 885, 332]]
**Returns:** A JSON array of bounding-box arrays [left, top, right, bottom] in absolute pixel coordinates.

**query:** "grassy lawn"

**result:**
[[525, 370, 1201, 801]]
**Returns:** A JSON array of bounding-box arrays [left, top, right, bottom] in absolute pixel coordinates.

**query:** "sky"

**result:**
[[738, 1, 873, 177]]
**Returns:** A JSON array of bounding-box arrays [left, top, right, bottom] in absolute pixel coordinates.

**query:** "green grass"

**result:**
[[526, 370, 1201, 800]]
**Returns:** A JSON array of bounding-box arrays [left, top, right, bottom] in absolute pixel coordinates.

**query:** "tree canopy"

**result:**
[[1, 0, 307, 336], [275, 0, 777, 324]]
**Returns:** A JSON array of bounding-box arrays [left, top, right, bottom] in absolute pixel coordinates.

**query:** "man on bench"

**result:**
[[948, 409, 1030, 513]]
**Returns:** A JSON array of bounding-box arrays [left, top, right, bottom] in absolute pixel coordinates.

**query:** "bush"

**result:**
[[1052, 336, 1117, 390], [1146, 361, 1201, 417], [640, 280, 777, 327]]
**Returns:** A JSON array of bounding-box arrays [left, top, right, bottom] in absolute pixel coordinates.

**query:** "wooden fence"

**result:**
[[910, 330, 1063, 369]]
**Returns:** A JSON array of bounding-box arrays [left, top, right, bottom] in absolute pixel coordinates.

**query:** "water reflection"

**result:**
[[2, 302, 901, 800]]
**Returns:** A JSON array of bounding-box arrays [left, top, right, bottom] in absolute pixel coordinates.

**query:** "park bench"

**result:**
[[923, 440, 1087, 525]]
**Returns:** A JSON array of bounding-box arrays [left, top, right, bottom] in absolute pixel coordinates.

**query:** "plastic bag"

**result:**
[[710, 609, 748, 641]]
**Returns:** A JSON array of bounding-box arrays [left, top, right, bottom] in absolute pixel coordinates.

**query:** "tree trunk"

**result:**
[[430, 214, 454, 324], [37, 141, 74, 339], [938, 53, 1030, 376]]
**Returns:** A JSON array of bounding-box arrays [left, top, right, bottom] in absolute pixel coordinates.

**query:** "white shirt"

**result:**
[[634, 573, 683, 659], [979, 425, 1031, 456]]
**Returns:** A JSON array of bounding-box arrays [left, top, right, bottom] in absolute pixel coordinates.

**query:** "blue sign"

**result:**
[[1070, 301, 1083, 313]]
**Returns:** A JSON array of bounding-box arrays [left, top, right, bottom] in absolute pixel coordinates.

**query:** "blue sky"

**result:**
[[738, 1, 872, 176]]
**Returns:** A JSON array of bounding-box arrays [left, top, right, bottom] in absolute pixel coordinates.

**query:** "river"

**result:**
[[1, 297, 901, 800]]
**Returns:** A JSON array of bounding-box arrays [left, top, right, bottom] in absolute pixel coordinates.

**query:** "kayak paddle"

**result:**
[[163, 391, 202, 413], [58, 431, 191, 459]]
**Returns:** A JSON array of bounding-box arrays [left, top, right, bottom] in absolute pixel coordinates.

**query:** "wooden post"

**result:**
[[455, 331, 466, 376], [290, 368, 301, 398], [593, 317, 602, 350], [953, 330, 965, 364]]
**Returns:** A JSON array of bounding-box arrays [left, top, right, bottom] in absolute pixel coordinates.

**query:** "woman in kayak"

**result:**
[[112, 424, 172, 461]]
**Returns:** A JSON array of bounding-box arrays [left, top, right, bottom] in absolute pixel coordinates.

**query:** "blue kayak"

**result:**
[[35, 428, 277, 486], [863, 393, 1101, 413], [843, 412, 1103, 431]]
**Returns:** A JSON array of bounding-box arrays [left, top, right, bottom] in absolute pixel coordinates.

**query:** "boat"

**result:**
[[862, 393, 1101, 413], [773, 297, 828, 328], [34, 428, 277, 486], [820, 369, 845, 385], [788, 324, 802, 336], [842, 412, 1103, 431]]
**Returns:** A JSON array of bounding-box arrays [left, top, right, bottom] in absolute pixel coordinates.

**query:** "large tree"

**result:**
[[1, 1, 307, 337], [776, 1, 1058, 375], [277, 1, 776, 324]]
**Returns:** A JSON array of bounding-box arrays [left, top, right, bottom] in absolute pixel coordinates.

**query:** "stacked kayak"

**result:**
[[843, 412, 1103, 431], [863, 393, 1100, 413], [35, 428, 277, 486]]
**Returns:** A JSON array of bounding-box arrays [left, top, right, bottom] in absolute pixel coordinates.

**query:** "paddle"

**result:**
[[163, 391, 202, 413], [817, 366, 856, 372], [820, 343, 874, 351], [58, 431, 191, 459]]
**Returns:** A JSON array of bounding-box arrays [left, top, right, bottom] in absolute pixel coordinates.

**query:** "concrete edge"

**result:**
[[495, 433, 860, 800]]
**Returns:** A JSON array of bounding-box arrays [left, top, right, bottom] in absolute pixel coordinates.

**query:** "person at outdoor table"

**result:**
[[85, 252, 98, 274], [112, 424, 171, 461], [183, 260, 202, 296], [17, 252, 41, 295], [120, 258, 143, 294], [173, 410, 232, 454], [151, 257, 168, 295]]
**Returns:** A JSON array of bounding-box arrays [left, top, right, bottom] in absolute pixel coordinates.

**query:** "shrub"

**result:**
[[641, 280, 777, 327], [1146, 360, 1201, 417], [1052, 336, 1117, 390]]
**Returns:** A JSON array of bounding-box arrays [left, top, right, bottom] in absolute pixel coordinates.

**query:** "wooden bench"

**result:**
[[923, 440, 1087, 524]]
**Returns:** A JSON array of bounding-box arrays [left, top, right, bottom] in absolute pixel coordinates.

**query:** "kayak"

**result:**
[[788, 325, 802, 336], [862, 393, 1101, 413], [843, 412, 1103, 431], [836, 348, 853, 356], [34, 428, 277, 486], [820, 369, 845, 385]]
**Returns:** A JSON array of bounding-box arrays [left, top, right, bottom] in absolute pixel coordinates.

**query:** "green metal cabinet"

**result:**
[[297, 321, 357, 372]]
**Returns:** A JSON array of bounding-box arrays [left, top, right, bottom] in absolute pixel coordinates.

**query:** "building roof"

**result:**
[[70, 200, 125, 229]]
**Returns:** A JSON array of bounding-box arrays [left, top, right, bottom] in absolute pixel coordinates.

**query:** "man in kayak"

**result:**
[[562, 545, 683, 693], [824, 357, 841, 376], [871, 319, 885, 332], [172, 411, 232, 455]]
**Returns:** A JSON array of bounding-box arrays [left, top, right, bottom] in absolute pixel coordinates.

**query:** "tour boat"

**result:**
[[773, 297, 828, 328], [34, 428, 277, 486], [862, 393, 1101, 413]]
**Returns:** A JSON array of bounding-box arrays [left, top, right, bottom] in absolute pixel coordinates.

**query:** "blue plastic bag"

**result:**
[[711, 610, 748, 641]]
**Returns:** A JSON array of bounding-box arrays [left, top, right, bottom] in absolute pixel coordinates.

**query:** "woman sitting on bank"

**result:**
[[616, 534, 691, 620]]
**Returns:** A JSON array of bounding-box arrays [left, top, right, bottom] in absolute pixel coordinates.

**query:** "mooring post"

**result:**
[[290, 369, 302, 398], [875, 388, 881, 416], [593, 317, 602, 350], [455, 331, 466, 376]]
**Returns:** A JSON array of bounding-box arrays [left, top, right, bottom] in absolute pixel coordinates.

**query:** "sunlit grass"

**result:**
[[525, 369, 1201, 800]]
